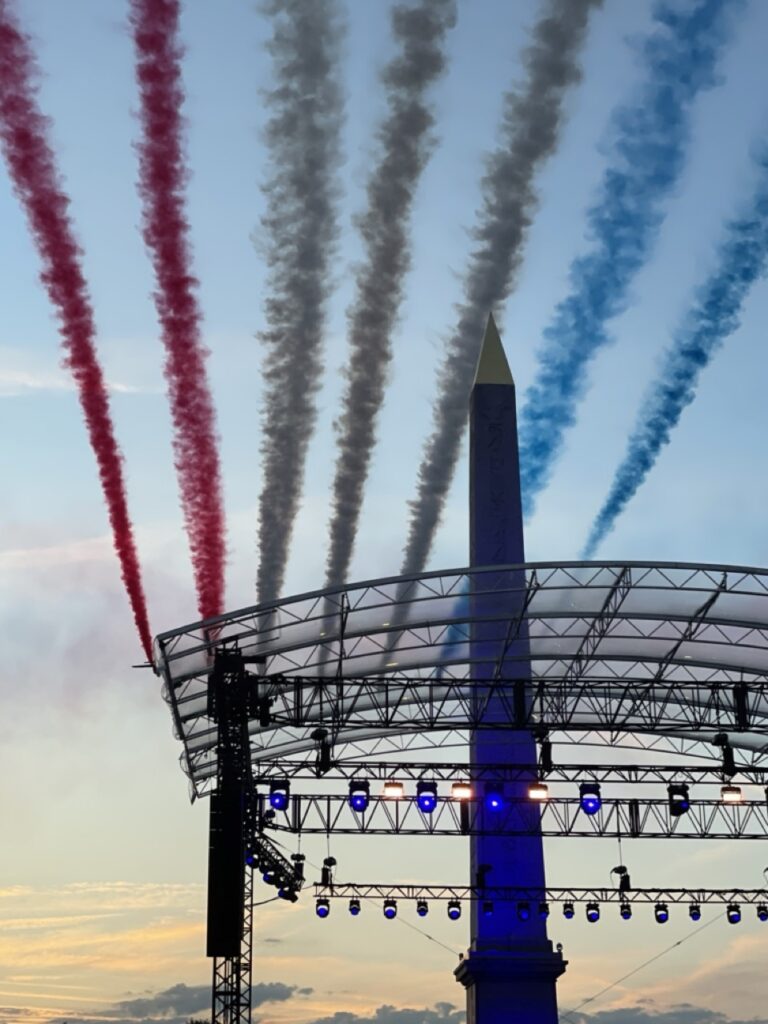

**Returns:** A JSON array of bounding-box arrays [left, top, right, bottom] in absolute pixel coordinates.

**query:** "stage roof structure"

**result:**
[[154, 561, 768, 798]]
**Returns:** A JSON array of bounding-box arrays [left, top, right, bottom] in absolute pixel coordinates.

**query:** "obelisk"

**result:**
[[454, 315, 566, 1022]]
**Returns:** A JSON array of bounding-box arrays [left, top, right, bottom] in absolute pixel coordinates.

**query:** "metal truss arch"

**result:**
[[154, 561, 768, 798]]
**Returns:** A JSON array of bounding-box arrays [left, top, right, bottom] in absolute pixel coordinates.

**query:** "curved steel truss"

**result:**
[[154, 561, 768, 798]]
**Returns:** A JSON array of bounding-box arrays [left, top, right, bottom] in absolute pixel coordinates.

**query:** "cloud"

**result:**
[[568, 1005, 768, 1024], [0, 345, 160, 398], [303, 1003, 465, 1024], [46, 980, 309, 1024]]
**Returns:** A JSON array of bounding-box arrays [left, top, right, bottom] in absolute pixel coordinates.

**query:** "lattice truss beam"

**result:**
[[154, 562, 768, 797], [312, 884, 768, 906], [253, 758, 768, 785], [258, 795, 768, 839]]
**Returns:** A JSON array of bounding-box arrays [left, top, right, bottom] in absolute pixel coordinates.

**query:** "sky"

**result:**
[[3, 0, 768, 1022]]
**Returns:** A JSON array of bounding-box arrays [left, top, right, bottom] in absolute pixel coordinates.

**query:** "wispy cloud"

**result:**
[[0, 346, 160, 398]]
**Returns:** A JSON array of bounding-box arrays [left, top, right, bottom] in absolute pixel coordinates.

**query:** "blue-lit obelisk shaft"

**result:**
[[455, 316, 565, 1023]]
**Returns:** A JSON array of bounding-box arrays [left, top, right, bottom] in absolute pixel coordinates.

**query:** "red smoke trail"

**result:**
[[129, 0, 226, 621], [0, 1, 153, 660]]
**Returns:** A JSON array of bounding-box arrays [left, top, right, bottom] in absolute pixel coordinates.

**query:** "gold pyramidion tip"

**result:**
[[473, 313, 513, 386]]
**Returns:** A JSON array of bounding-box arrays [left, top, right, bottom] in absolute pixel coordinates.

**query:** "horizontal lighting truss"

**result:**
[[311, 884, 768, 906], [254, 675, 765, 736], [259, 794, 768, 839], [254, 758, 767, 786]]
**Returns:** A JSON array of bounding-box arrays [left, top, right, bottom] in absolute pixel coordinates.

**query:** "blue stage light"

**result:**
[[655, 903, 669, 924], [383, 899, 397, 920], [262, 870, 276, 885], [482, 900, 494, 917], [269, 780, 290, 811], [416, 899, 428, 917], [447, 900, 461, 921], [668, 783, 690, 816], [416, 781, 438, 814], [538, 901, 550, 919], [620, 901, 632, 920], [484, 783, 505, 812], [348, 898, 361, 916], [579, 782, 601, 815], [586, 902, 600, 923], [689, 903, 701, 921], [517, 901, 531, 922], [349, 780, 370, 812], [315, 898, 330, 919], [563, 902, 575, 920], [727, 903, 741, 925], [757, 903, 768, 922]]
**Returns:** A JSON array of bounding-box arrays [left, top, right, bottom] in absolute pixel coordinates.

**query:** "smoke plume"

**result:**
[[130, 0, 226, 621], [582, 151, 768, 558], [400, 0, 602, 577], [519, 0, 741, 515], [0, 0, 153, 659], [256, 0, 345, 604], [324, 0, 456, 588]]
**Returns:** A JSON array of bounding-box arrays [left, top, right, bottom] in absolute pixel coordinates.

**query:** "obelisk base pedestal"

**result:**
[[455, 946, 567, 1024]]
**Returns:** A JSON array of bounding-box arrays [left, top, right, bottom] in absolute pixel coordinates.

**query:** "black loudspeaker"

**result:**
[[206, 784, 245, 957]]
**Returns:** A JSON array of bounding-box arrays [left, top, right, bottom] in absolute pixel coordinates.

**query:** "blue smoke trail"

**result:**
[[582, 148, 768, 558], [519, 0, 742, 516]]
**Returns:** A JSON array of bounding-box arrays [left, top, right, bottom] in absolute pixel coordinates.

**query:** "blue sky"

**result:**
[[3, 0, 768, 1022]]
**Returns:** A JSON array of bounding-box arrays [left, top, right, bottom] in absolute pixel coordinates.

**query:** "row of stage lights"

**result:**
[[269, 780, 751, 815], [315, 898, 768, 924]]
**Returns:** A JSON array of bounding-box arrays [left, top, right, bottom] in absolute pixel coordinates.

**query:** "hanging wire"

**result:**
[[267, 834, 462, 958], [559, 915, 722, 1022], [253, 895, 281, 908]]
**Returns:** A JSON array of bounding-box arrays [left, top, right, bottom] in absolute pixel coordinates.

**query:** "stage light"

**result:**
[[383, 899, 397, 920], [349, 779, 370, 812], [417, 781, 438, 813], [348, 899, 361, 916], [668, 783, 690, 816], [262, 870, 276, 885], [689, 903, 701, 922], [485, 783, 505, 811], [539, 901, 550, 919], [382, 779, 404, 799], [586, 902, 600, 923], [727, 903, 741, 924], [517, 901, 531, 922], [721, 784, 743, 804], [757, 903, 768, 922], [416, 899, 428, 917], [528, 781, 549, 801], [447, 900, 461, 921], [579, 782, 601, 815], [563, 901, 575, 920], [269, 780, 290, 811], [482, 900, 494, 916], [315, 898, 330, 919], [321, 856, 336, 887], [620, 901, 632, 920], [278, 888, 298, 903], [452, 781, 473, 800], [654, 902, 669, 924]]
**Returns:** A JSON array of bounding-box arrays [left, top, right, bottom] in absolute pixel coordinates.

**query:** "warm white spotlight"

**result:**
[[528, 782, 550, 802], [720, 784, 743, 804], [452, 781, 473, 800], [382, 779, 405, 799]]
